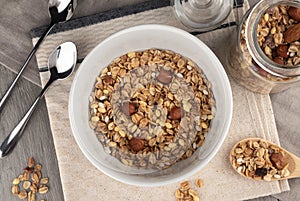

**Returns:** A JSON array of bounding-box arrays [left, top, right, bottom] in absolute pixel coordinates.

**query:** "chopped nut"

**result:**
[[24, 166, 34, 174], [121, 102, 136, 116], [273, 57, 285, 65], [169, 107, 182, 120], [276, 45, 289, 58], [129, 138, 145, 152], [157, 69, 173, 84], [103, 75, 114, 85], [28, 156, 35, 168], [284, 23, 300, 43], [270, 153, 285, 169], [288, 7, 300, 21]]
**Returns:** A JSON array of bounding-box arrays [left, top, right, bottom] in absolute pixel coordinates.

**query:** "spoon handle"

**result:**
[[0, 23, 55, 112], [0, 79, 54, 158], [290, 153, 300, 178]]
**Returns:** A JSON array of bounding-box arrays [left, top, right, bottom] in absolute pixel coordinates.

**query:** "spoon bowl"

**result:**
[[0, 0, 77, 112], [48, 41, 77, 79], [230, 138, 300, 181], [49, 0, 77, 24], [0, 42, 77, 158]]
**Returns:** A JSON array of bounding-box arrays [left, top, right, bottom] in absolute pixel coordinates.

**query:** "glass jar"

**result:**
[[227, 0, 300, 94]]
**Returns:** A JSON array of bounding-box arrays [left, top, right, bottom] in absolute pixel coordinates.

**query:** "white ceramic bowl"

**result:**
[[69, 24, 233, 187]]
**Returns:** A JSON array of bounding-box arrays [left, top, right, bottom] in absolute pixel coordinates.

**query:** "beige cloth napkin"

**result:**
[[32, 1, 289, 200]]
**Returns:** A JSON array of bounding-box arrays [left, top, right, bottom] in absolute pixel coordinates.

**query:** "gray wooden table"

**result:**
[[0, 0, 298, 201]]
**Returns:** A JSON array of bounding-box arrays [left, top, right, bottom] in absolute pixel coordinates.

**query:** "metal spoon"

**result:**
[[230, 138, 300, 181], [0, 42, 77, 158], [0, 0, 77, 112]]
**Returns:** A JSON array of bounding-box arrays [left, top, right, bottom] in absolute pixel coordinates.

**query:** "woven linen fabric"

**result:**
[[31, 0, 290, 200]]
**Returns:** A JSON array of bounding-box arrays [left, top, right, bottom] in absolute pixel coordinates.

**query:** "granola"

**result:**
[[175, 180, 201, 201], [89, 49, 215, 169], [230, 139, 290, 181], [227, 5, 300, 94], [258, 5, 300, 66], [11, 157, 49, 201]]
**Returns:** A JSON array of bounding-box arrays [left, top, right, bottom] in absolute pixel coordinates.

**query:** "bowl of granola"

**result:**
[[69, 24, 233, 186]]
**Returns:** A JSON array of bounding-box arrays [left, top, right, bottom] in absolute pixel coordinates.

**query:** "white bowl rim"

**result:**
[[69, 24, 233, 187]]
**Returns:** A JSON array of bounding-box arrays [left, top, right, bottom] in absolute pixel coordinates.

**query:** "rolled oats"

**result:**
[[30, 182, 38, 193], [18, 190, 27, 200], [34, 164, 42, 172], [13, 178, 20, 185], [189, 189, 200, 201], [23, 181, 31, 189], [12, 185, 19, 195], [89, 49, 215, 169], [28, 191, 35, 201], [40, 178, 49, 185], [38, 185, 49, 194], [31, 173, 39, 184], [230, 139, 290, 180]]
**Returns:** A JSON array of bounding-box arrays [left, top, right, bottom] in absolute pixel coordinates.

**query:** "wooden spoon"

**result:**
[[230, 138, 300, 181]]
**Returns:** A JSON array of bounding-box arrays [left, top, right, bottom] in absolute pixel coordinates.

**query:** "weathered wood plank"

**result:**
[[0, 63, 64, 201]]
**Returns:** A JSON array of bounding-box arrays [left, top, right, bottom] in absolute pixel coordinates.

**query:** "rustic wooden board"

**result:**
[[0, 63, 64, 201]]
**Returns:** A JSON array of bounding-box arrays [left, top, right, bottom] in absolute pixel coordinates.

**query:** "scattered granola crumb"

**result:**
[[175, 180, 201, 201], [11, 157, 49, 201], [195, 179, 203, 188], [28, 156, 35, 168]]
